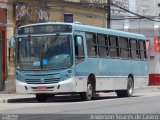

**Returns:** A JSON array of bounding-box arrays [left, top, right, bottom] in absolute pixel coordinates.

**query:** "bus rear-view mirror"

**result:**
[[9, 36, 15, 48], [76, 36, 82, 46]]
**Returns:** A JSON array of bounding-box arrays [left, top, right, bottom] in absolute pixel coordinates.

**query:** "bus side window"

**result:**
[[86, 33, 97, 57], [97, 34, 109, 57], [75, 36, 85, 62], [130, 39, 140, 59], [119, 37, 129, 59], [139, 40, 147, 60], [109, 35, 119, 58], [136, 40, 141, 59]]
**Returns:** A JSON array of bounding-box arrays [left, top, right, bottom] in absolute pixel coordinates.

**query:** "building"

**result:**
[[112, 0, 160, 86], [110, 0, 159, 40], [111, 0, 129, 16], [0, 0, 7, 91], [110, 0, 129, 29], [136, 0, 156, 16], [109, 0, 160, 85], [5, 0, 107, 92], [48, 0, 106, 27], [136, 0, 160, 86]]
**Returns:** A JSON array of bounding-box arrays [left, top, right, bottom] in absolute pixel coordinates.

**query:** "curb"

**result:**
[[135, 86, 160, 91], [0, 97, 36, 103], [7, 97, 36, 103], [0, 99, 7, 103]]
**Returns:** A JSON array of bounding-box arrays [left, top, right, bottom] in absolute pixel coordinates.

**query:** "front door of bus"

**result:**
[[74, 32, 85, 63], [74, 32, 86, 91]]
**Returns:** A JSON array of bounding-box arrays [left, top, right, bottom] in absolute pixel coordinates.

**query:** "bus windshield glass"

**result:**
[[16, 35, 72, 70]]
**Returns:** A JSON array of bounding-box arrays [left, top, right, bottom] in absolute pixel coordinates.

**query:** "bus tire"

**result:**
[[80, 81, 93, 101], [116, 77, 134, 97], [36, 94, 47, 102]]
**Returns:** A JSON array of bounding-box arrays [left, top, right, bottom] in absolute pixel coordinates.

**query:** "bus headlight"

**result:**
[[17, 74, 22, 81]]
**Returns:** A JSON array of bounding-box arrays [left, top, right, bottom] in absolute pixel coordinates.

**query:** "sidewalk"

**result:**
[[134, 85, 160, 96], [0, 92, 35, 103], [0, 86, 160, 103]]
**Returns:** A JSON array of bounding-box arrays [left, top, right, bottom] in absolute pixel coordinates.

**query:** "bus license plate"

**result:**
[[37, 86, 47, 90]]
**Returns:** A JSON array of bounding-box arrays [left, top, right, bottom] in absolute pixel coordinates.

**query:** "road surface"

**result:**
[[0, 89, 160, 120]]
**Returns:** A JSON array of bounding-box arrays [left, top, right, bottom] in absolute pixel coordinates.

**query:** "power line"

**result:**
[[111, 16, 160, 21], [110, 1, 160, 22]]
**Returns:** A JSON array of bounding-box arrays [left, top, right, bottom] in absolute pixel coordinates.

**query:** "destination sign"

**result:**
[[18, 24, 72, 35]]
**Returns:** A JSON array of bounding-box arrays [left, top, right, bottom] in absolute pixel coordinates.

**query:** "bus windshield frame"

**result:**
[[15, 33, 73, 71]]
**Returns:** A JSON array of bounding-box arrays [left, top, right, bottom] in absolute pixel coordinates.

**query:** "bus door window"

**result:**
[[75, 36, 84, 62]]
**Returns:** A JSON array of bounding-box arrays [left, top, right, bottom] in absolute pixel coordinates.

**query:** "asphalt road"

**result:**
[[0, 90, 160, 120]]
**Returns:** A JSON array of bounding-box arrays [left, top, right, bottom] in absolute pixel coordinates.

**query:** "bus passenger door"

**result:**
[[74, 32, 87, 92], [74, 33, 85, 63]]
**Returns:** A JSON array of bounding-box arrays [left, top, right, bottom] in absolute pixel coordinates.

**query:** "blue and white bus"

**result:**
[[10, 22, 148, 102]]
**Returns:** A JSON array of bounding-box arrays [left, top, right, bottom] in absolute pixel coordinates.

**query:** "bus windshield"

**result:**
[[16, 34, 72, 70]]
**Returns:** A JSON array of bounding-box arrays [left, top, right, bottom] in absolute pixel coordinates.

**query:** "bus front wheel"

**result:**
[[116, 77, 134, 97], [80, 81, 93, 101], [36, 94, 47, 102]]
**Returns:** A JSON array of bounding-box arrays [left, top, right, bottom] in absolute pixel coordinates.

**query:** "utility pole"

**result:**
[[107, 0, 111, 29]]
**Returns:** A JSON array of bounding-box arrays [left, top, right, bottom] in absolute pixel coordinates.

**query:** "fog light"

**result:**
[[25, 86, 28, 90], [57, 85, 60, 89]]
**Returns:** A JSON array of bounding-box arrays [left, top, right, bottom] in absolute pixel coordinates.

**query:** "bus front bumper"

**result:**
[[16, 77, 79, 94]]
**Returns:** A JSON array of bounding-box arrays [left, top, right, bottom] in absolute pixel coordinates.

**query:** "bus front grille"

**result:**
[[25, 78, 60, 84]]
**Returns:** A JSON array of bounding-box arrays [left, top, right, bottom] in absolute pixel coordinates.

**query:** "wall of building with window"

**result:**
[[48, 2, 106, 27], [0, 7, 7, 91]]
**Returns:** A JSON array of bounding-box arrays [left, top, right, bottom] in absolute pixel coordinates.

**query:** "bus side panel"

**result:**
[[130, 60, 148, 89], [96, 77, 127, 91], [75, 58, 99, 91], [113, 77, 128, 90], [96, 77, 114, 91], [96, 59, 148, 91], [96, 59, 129, 91], [75, 77, 87, 92], [134, 76, 148, 89]]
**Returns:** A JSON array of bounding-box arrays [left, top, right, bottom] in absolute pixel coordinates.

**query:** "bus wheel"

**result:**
[[36, 94, 47, 102], [116, 77, 134, 97], [80, 81, 93, 101]]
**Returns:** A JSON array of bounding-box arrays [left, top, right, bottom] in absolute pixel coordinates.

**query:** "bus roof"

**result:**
[[19, 22, 146, 40]]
